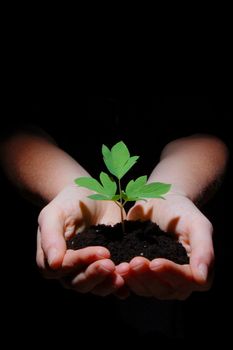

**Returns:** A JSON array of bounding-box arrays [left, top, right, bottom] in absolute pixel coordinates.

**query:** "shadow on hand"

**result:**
[[128, 204, 153, 221], [166, 217, 181, 234], [129, 204, 181, 236], [79, 200, 94, 227]]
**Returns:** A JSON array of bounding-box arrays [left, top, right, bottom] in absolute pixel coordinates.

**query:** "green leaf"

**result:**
[[100, 172, 117, 196], [121, 191, 128, 201], [140, 183, 171, 198], [125, 178, 171, 200], [76, 142, 171, 209], [111, 194, 121, 201], [75, 177, 105, 194], [88, 194, 110, 200], [127, 197, 148, 202], [118, 156, 139, 179], [102, 144, 111, 159], [102, 144, 113, 173], [112, 141, 130, 169], [125, 196, 141, 201], [125, 175, 147, 196], [102, 144, 116, 177], [75, 174, 118, 199], [102, 141, 139, 179]]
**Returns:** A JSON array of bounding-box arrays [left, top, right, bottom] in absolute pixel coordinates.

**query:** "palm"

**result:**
[[37, 185, 126, 296], [123, 195, 214, 299], [44, 185, 124, 238]]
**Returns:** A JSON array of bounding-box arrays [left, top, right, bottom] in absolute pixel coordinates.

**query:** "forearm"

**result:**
[[0, 130, 90, 204], [149, 134, 228, 204]]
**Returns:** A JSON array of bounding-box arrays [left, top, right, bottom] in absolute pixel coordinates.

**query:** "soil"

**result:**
[[67, 220, 189, 265]]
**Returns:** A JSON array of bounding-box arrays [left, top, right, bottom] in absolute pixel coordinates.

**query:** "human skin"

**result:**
[[119, 135, 228, 298], [0, 132, 228, 298], [0, 130, 126, 296]]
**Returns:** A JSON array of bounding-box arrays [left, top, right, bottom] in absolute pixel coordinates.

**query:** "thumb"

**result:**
[[38, 207, 67, 269], [190, 218, 214, 285]]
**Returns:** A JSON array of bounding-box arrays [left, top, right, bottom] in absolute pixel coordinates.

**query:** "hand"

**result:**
[[119, 194, 214, 300], [36, 184, 127, 296]]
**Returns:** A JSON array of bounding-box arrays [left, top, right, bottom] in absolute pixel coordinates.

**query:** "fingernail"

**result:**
[[198, 263, 208, 281], [116, 263, 129, 275], [150, 260, 162, 270], [48, 248, 58, 266], [99, 261, 114, 273], [131, 263, 145, 271], [96, 248, 109, 258]]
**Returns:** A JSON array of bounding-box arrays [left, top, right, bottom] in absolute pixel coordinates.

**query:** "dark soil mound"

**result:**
[[67, 220, 189, 265]]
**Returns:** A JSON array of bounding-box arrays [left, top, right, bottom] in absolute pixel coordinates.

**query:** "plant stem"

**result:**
[[120, 205, 125, 232], [114, 201, 125, 232], [118, 179, 125, 232]]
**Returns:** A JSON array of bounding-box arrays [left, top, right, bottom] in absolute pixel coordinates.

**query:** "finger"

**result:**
[[36, 228, 45, 269], [62, 246, 110, 271], [150, 259, 195, 298], [114, 263, 131, 298], [128, 257, 176, 299], [150, 259, 193, 285], [150, 258, 211, 297], [39, 208, 67, 269], [69, 259, 115, 293], [125, 257, 152, 296], [115, 262, 130, 276], [189, 218, 214, 285], [43, 246, 110, 279]]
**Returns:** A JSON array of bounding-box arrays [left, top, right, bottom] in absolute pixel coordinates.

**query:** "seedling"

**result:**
[[75, 141, 171, 231]]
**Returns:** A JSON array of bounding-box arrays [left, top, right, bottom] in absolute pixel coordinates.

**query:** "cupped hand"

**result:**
[[36, 184, 126, 296], [119, 194, 214, 300]]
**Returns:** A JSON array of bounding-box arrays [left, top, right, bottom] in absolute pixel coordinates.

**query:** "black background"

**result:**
[[1, 95, 232, 345]]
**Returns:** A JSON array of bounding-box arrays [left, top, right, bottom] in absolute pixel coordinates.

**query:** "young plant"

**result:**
[[75, 141, 171, 231]]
